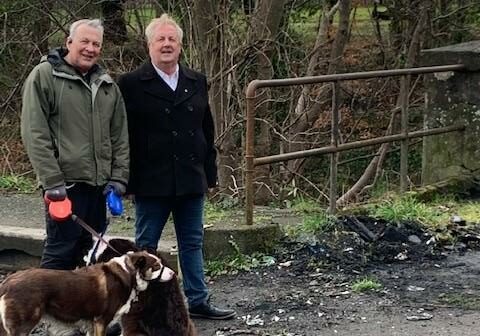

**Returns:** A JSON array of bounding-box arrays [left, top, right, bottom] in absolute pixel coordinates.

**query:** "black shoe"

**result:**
[[189, 301, 236, 320]]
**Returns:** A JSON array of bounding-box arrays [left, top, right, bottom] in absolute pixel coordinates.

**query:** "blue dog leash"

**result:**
[[85, 190, 124, 264]]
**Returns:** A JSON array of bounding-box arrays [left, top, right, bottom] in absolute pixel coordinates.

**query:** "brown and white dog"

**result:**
[[87, 238, 198, 336], [0, 251, 174, 336]]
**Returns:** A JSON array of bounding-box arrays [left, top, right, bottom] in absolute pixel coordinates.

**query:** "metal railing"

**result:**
[[245, 64, 466, 225]]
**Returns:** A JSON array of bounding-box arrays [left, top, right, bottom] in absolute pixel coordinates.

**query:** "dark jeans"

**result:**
[[41, 183, 107, 270], [135, 194, 208, 307]]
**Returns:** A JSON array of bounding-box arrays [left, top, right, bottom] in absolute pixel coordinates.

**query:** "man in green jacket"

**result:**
[[21, 19, 129, 270]]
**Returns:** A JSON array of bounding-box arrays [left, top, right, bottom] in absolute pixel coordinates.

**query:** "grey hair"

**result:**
[[68, 19, 104, 40], [145, 14, 183, 44]]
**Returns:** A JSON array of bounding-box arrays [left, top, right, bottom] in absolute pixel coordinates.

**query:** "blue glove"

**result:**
[[103, 181, 126, 196], [44, 185, 67, 201]]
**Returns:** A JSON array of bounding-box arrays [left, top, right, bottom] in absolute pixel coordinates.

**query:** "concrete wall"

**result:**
[[422, 41, 480, 184]]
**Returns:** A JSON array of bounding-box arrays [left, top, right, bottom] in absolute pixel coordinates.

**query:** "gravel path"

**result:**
[[3, 250, 480, 335]]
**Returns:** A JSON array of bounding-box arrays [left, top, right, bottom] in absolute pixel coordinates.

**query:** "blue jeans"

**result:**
[[135, 194, 207, 307]]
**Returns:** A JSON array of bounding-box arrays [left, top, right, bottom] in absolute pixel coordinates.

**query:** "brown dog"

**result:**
[[90, 238, 198, 336], [0, 251, 174, 336]]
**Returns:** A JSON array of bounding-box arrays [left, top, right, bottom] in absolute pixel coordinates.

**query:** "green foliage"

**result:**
[[301, 211, 336, 233], [0, 175, 36, 193], [356, 193, 480, 244], [205, 239, 275, 277], [288, 7, 320, 46], [204, 200, 228, 223], [454, 202, 480, 223], [285, 198, 336, 238], [370, 195, 446, 225], [351, 277, 382, 293], [290, 197, 319, 213]]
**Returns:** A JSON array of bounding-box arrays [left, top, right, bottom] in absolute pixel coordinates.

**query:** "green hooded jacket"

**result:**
[[21, 48, 129, 189]]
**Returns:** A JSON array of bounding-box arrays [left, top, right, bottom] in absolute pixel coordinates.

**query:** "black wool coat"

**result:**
[[118, 62, 217, 197]]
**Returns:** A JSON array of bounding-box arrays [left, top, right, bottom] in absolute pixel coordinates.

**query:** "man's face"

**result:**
[[148, 24, 181, 71], [65, 24, 102, 73]]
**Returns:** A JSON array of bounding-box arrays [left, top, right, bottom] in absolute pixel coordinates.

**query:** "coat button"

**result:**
[[165, 108, 171, 114], [187, 105, 194, 111], [172, 130, 178, 136]]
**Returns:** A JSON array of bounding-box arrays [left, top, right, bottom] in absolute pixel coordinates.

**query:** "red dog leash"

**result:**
[[45, 196, 122, 257]]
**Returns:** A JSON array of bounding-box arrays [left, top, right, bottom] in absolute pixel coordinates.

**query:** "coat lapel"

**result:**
[[174, 65, 198, 106], [139, 62, 175, 102]]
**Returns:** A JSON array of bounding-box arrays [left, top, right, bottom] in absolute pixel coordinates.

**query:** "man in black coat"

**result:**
[[118, 14, 235, 320]]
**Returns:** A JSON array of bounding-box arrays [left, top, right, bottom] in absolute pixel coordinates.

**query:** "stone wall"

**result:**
[[421, 41, 480, 184]]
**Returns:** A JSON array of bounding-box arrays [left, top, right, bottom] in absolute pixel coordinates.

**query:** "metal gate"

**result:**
[[245, 64, 466, 225]]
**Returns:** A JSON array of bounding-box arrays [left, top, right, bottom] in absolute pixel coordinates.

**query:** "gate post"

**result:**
[[421, 41, 480, 184]]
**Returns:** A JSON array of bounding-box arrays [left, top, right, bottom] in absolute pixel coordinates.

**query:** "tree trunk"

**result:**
[[282, 1, 338, 182], [248, 0, 287, 204], [286, 0, 350, 181], [337, 1, 430, 205], [327, 0, 351, 74], [33, 0, 53, 54], [192, 1, 239, 196], [102, 0, 127, 45]]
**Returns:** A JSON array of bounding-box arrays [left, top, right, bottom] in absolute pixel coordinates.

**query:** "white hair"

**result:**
[[145, 14, 183, 44], [69, 19, 104, 40]]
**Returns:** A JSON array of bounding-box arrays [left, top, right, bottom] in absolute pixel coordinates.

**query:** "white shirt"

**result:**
[[152, 63, 179, 91]]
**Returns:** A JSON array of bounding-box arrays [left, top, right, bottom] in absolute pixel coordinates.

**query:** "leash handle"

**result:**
[[45, 196, 72, 222], [106, 190, 123, 216], [45, 196, 123, 257]]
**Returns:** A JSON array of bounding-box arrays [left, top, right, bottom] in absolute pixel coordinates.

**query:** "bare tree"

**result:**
[[285, 0, 350, 183], [2, 0, 479, 206], [192, 0, 240, 196], [102, 0, 127, 45], [247, 0, 287, 204], [337, 0, 431, 206]]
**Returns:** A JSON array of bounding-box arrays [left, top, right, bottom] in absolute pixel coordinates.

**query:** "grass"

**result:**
[[204, 200, 230, 223], [293, 198, 336, 233], [302, 211, 336, 233], [205, 240, 275, 277], [363, 193, 480, 244], [351, 277, 382, 293], [368, 193, 480, 227], [205, 252, 275, 277], [284, 198, 336, 239], [438, 293, 480, 310], [0, 175, 36, 193], [287, 5, 390, 48], [369, 195, 447, 226], [453, 201, 480, 223]]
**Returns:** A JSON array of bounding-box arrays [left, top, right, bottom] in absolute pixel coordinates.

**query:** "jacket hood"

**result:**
[[41, 47, 101, 76], [46, 47, 68, 66]]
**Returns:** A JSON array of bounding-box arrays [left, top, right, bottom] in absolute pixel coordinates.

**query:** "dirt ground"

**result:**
[[191, 216, 480, 336], [3, 216, 480, 336]]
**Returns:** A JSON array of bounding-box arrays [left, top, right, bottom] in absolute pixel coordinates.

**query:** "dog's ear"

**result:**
[[129, 253, 147, 270]]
